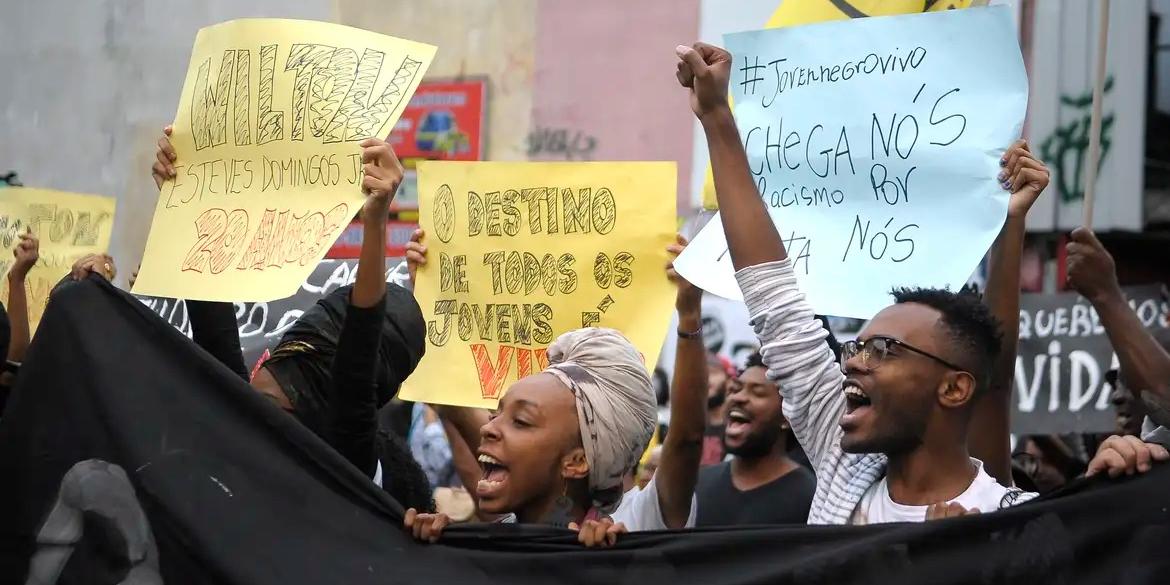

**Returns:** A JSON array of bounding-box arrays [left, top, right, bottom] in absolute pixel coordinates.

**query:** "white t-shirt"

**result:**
[[609, 476, 697, 531], [850, 459, 1036, 525]]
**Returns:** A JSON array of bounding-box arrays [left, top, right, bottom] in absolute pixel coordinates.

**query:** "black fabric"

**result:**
[[696, 462, 816, 527], [3, 278, 1170, 584], [264, 283, 425, 434], [186, 300, 249, 382]]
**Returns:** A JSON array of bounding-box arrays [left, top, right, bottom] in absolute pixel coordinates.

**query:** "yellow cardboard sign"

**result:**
[[401, 162, 678, 409], [0, 188, 116, 331], [699, 0, 986, 209], [134, 19, 436, 301]]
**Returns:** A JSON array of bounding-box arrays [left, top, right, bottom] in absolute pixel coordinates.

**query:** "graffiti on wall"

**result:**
[[526, 127, 597, 160], [1039, 77, 1116, 204]]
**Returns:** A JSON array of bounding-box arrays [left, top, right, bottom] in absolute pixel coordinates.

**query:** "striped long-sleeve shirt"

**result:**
[[737, 259, 1038, 524], [736, 259, 887, 525]]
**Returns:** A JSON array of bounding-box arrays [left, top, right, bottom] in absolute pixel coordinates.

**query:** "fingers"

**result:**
[[675, 44, 706, 78], [361, 163, 397, 196], [1069, 226, 1104, 249], [575, 519, 619, 548], [926, 502, 974, 520], [410, 228, 425, 244], [1150, 442, 1170, 462], [164, 124, 173, 137], [1007, 158, 1047, 193], [675, 60, 695, 89], [1086, 448, 1127, 478], [404, 508, 418, 530], [360, 138, 403, 170], [605, 522, 627, 547]]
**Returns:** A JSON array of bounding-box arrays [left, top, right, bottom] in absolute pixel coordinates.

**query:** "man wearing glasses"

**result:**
[[677, 42, 1046, 524]]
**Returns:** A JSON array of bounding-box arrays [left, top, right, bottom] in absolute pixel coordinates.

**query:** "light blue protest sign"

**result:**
[[674, 6, 1027, 319]]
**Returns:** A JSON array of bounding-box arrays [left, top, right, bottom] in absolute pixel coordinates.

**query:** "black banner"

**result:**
[[135, 259, 408, 374], [1013, 285, 1169, 435], [1, 277, 1169, 584]]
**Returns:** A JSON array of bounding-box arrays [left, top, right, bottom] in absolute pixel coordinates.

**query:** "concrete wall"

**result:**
[[0, 0, 332, 282], [1, 0, 703, 280]]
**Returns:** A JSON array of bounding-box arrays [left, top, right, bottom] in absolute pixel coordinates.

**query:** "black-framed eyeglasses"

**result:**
[[839, 335, 967, 374]]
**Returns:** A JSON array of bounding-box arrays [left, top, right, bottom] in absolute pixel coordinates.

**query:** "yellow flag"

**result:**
[[699, 0, 986, 209], [134, 19, 436, 301], [0, 188, 116, 331], [401, 162, 678, 409]]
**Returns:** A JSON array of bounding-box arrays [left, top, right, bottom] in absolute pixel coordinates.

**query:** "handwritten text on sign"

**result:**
[[0, 188, 115, 332], [674, 7, 1027, 318], [133, 19, 435, 302], [400, 162, 677, 409]]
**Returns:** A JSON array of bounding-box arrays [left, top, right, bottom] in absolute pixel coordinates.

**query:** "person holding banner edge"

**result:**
[[675, 41, 1047, 523], [402, 232, 705, 546], [149, 127, 437, 514]]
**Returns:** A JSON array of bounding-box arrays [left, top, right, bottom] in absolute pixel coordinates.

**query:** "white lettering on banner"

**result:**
[[673, 7, 1027, 318], [1012, 286, 1170, 435]]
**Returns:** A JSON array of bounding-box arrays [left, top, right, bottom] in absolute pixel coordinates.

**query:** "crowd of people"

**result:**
[[4, 41, 1170, 550]]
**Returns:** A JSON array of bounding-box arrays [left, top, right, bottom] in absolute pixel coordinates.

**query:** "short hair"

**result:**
[[744, 351, 765, 371], [890, 287, 1003, 392]]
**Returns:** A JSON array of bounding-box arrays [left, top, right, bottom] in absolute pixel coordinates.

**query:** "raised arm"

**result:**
[[6, 229, 39, 365], [677, 43, 843, 469], [1067, 228, 1170, 408], [973, 140, 1049, 486], [676, 43, 786, 270], [652, 234, 705, 528], [323, 137, 402, 478]]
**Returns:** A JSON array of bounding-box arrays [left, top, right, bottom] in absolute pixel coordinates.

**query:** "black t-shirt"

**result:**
[[695, 461, 816, 527]]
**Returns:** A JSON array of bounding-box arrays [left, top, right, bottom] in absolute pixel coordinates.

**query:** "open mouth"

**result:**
[[476, 453, 510, 498], [725, 408, 752, 439], [840, 380, 872, 430]]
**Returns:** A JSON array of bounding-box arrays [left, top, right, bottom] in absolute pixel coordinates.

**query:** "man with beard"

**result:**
[[676, 41, 1046, 524], [695, 352, 815, 526]]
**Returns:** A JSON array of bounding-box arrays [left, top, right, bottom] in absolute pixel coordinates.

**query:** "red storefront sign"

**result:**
[[326, 220, 418, 259], [388, 79, 486, 162]]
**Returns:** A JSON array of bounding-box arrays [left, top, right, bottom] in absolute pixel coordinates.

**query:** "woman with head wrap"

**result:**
[[401, 232, 708, 547], [145, 128, 434, 512]]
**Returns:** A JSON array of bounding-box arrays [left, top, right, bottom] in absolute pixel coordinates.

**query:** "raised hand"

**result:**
[[359, 138, 404, 222], [675, 43, 733, 120], [568, 517, 627, 548], [1000, 140, 1049, 218], [10, 228, 39, 281], [1066, 227, 1121, 304], [151, 125, 177, 190], [405, 228, 427, 286], [1086, 434, 1170, 478], [403, 508, 450, 544], [666, 233, 701, 314]]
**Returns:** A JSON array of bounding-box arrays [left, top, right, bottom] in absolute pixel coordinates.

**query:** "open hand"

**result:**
[[151, 125, 177, 190], [925, 502, 980, 520], [71, 253, 116, 281], [1000, 139, 1049, 218], [10, 228, 39, 281], [1066, 227, 1121, 304], [404, 508, 450, 544], [675, 43, 733, 121], [568, 518, 627, 548], [1086, 434, 1170, 478]]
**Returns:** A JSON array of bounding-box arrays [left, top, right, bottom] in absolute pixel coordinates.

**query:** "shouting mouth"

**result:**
[[725, 408, 752, 440], [840, 380, 872, 430], [477, 453, 510, 498]]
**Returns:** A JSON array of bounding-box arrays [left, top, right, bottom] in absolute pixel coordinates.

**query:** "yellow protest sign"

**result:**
[[133, 19, 436, 301], [0, 188, 116, 331], [401, 162, 678, 409], [699, 0, 986, 209]]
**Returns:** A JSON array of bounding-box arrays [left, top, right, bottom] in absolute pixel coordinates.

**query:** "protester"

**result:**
[[695, 351, 816, 526], [701, 352, 734, 465], [1108, 369, 1148, 438], [1066, 228, 1170, 445], [637, 445, 662, 489], [0, 229, 37, 414], [409, 403, 458, 490], [1011, 435, 1085, 494], [149, 127, 435, 513], [676, 41, 1047, 524], [401, 233, 704, 546]]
